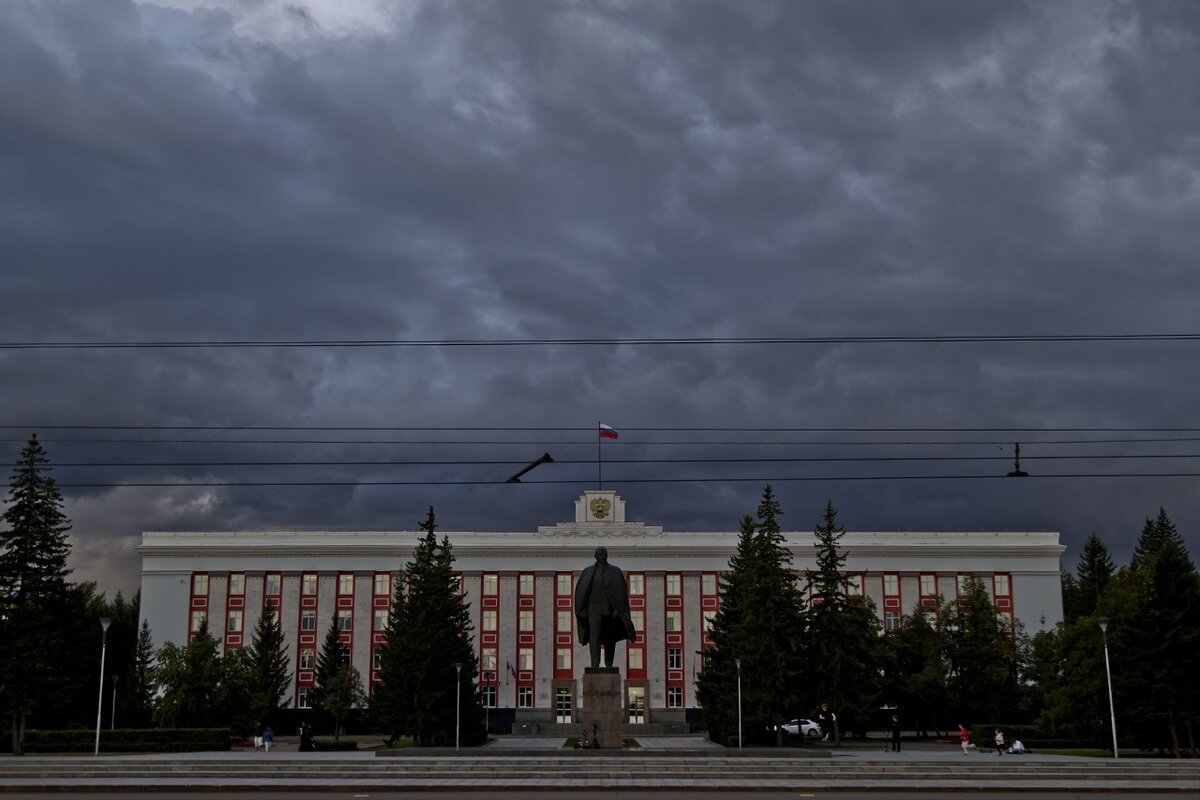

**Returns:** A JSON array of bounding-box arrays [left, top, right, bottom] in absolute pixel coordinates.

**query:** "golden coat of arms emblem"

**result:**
[[589, 497, 611, 519]]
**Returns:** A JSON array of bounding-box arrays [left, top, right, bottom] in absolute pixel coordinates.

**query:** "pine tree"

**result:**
[[0, 434, 74, 754], [696, 486, 806, 746], [371, 569, 412, 743], [804, 501, 884, 739], [246, 605, 292, 722]]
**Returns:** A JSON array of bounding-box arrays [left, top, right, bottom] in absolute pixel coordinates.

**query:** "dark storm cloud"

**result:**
[[1, 0, 1199, 594]]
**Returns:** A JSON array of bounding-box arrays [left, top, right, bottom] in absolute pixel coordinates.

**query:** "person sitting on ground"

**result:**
[[1008, 739, 1026, 754]]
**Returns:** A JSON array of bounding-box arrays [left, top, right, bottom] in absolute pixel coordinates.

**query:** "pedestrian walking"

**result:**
[[993, 728, 1005, 755], [890, 714, 901, 752], [263, 726, 274, 753], [253, 723, 263, 752]]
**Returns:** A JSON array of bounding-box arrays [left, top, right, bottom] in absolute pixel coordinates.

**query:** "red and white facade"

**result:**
[[141, 491, 1065, 725]]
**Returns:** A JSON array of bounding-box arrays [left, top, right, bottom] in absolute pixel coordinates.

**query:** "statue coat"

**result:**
[[574, 562, 636, 647]]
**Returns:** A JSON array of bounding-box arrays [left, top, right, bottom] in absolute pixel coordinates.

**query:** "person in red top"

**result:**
[[960, 723, 975, 753]]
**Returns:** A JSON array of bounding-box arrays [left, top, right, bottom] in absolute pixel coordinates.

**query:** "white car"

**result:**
[[779, 718, 822, 737]]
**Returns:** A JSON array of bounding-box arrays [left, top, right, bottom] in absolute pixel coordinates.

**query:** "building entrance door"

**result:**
[[555, 687, 573, 723], [627, 686, 645, 724]]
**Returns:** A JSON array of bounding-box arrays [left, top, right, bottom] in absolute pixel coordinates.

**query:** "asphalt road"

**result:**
[[0, 793, 1180, 800]]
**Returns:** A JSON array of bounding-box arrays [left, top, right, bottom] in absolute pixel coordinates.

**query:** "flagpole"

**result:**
[[597, 421, 602, 489]]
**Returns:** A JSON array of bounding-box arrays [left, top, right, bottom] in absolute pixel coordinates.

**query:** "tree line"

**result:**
[[697, 485, 1200, 756], [4, 437, 1196, 755]]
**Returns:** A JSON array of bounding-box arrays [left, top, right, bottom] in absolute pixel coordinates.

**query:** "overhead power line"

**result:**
[[2, 333, 1200, 350], [54, 472, 1200, 488]]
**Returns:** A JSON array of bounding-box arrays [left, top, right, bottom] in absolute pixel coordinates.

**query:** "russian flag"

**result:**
[[599, 423, 618, 440]]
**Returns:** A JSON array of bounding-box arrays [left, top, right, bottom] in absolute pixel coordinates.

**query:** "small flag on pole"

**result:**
[[599, 423, 618, 440]]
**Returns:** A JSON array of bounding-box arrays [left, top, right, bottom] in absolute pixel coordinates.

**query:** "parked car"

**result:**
[[778, 718, 822, 737]]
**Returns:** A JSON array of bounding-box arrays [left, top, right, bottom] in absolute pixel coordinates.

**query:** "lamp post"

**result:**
[[94, 617, 112, 756], [454, 662, 463, 751], [734, 657, 742, 751], [110, 674, 119, 730], [1097, 617, 1119, 758]]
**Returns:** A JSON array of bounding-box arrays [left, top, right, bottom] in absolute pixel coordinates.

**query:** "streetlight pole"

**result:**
[[110, 674, 119, 730], [454, 663, 463, 751], [734, 658, 742, 751], [94, 617, 112, 756], [1097, 617, 1119, 759]]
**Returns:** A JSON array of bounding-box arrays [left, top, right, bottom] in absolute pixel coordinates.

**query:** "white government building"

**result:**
[[137, 490, 1065, 729]]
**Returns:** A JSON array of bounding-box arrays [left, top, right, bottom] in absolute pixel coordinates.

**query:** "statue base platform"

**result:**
[[581, 668, 625, 748]]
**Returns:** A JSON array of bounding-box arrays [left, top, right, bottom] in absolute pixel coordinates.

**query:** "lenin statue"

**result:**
[[575, 546, 637, 669]]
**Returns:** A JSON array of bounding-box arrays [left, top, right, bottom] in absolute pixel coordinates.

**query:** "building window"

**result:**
[[883, 574, 899, 596], [703, 610, 716, 634], [994, 574, 1010, 596], [480, 648, 497, 671], [702, 573, 718, 595], [556, 573, 572, 595], [298, 689, 310, 709], [338, 573, 354, 595], [265, 573, 281, 596], [628, 647, 643, 670], [519, 609, 534, 632], [190, 610, 207, 632], [922, 611, 938, 627], [845, 574, 863, 595], [482, 573, 498, 596], [556, 610, 572, 632], [300, 648, 314, 669], [372, 648, 383, 671], [373, 609, 389, 631], [517, 686, 533, 708], [667, 686, 683, 708], [519, 573, 534, 596], [628, 574, 644, 595], [920, 574, 937, 597], [957, 574, 971, 596], [482, 686, 497, 708], [884, 611, 901, 632], [228, 573, 245, 595], [518, 647, 534, 671], [665, 610, 682, 632], [301, 610, 316, 631], [192, 574, 209, 596], [556, 647, 571, 670], [337, 609, 353, 631], [226, 609, 243, 633], [374, 573, 391, 596], [630, 610, 644, 639], [665, 573, 681, 595], [338, 647, 350, 666], [482, 609, 497, 632], [302, 573, 317, 595], [667, 648, 682, 670]]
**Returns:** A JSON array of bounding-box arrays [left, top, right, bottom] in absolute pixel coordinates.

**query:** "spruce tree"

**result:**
[[130, 621, 156, 728], [0, 434, 74, 754], [804, 501, 884, 739], [246, 605, 292, 722], [1110, 508, 1200, 756], [696, 487, 806, 746], [372, 508, 484, 747], [1074, 534, 1115, 619], [312, 616, 346, 732]]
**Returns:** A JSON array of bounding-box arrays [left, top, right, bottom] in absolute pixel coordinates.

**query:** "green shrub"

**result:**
[[20, 728, 231, 754], [313, 739, 358, 751]]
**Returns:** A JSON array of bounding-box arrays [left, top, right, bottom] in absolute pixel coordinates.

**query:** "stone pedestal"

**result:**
[[581, 667, 625, 748]]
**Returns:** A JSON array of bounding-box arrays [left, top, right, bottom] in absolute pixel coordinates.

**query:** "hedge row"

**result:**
[[970, 723, 1102, 750], [17, 728, 232, 753]]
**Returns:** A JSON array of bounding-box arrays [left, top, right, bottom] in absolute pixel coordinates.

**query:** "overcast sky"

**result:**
[[3, 0, 1199, 598]]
